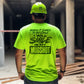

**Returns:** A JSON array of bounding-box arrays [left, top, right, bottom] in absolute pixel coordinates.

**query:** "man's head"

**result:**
[[30, 2, 47, 23]]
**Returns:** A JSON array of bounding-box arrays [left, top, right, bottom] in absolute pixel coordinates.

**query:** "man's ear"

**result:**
[[32, 15, 35, 21], [44, 15, 46, 20]]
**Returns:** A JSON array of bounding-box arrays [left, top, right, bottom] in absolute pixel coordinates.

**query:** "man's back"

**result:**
[[14, 23, 66, 82]]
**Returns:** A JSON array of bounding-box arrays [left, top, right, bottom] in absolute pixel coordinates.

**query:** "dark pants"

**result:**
[[24, 76, 58, 84]]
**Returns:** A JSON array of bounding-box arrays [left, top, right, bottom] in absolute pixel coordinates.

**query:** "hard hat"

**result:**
[[30, 2, 47, 14]]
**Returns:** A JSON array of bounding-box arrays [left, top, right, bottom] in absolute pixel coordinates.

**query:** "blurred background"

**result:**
[[0, 0, 84, 83], [0, 0, 84, 69]]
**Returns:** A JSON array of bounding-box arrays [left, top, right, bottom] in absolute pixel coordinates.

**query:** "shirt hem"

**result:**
[[57, 44, 66, 49], [25, 74, 58, 82]]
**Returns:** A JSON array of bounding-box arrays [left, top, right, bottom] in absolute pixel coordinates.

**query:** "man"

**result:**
[[14, 2, 66, 84]]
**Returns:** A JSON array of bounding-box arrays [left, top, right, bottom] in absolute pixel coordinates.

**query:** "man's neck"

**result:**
[[34, 21, 44, 23], [34, 19, 45, 23]]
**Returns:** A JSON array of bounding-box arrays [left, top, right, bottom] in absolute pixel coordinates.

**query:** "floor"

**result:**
[[0, 49, 84, 84]]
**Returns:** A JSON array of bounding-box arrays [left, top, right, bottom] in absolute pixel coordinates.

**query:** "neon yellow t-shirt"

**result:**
[[14, 23, 66, 82]]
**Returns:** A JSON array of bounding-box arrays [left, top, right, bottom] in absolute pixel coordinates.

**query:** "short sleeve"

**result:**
[[56, 30, 66, 49], [14, 31, 25, 50]]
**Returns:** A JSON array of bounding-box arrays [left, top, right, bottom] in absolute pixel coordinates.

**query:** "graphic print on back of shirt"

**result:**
[[29, 29, 52, 54]]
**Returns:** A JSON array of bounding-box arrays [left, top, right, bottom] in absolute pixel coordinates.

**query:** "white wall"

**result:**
[[0, 0, 5, 66]]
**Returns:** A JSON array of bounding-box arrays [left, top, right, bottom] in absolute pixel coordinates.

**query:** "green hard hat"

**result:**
[[30, 2, 47, 14]]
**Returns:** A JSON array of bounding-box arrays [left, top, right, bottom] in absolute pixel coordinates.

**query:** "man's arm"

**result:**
[[15, 49, 24, 80], [58, 47, 66, 80]]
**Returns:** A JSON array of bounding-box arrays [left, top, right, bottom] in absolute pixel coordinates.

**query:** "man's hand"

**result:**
[[58, 48, 66, 80], [58, 72, 64, 80], [18, 72, 25, 80], [15, 49, 24, 80]]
